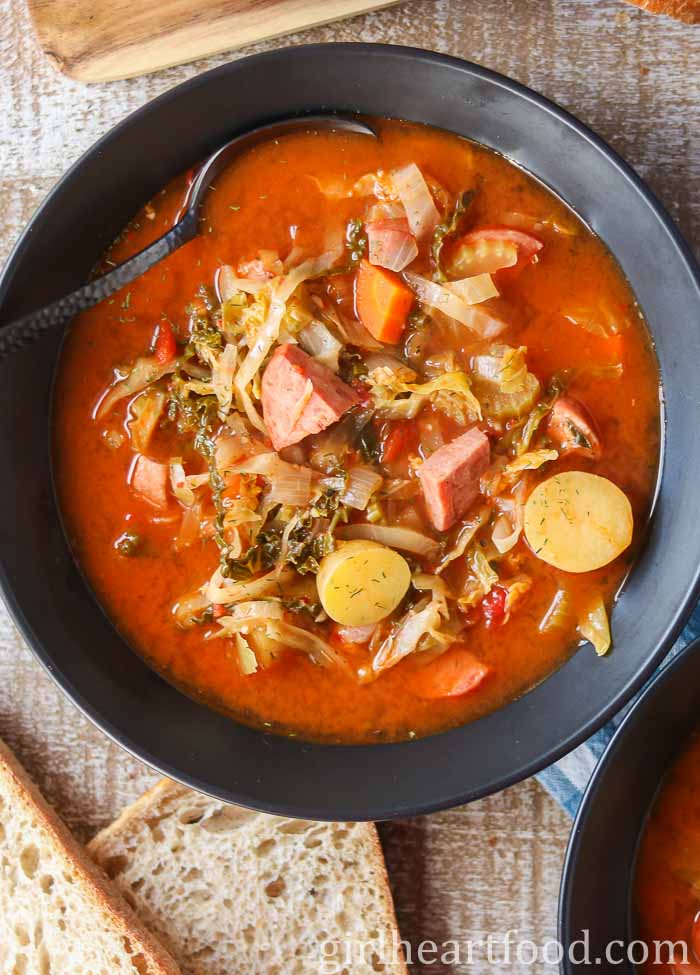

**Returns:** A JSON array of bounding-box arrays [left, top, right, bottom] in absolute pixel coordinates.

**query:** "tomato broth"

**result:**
[[53, 119, 660, 743], [635, 730, 700, 972]]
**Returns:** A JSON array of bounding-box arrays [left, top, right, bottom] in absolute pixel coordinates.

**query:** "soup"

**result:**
[[635, 730, 700, 973], [54, 118, 660, 743]]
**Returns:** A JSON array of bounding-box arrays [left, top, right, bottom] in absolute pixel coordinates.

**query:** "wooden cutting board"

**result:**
[[27, 0, 402, 83]]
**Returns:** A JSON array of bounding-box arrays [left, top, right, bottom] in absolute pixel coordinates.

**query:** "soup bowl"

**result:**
[[558, 638, 700, 973], [0, 45, 699, 820]]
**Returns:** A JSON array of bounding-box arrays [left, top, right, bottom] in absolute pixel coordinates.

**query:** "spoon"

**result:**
[[0, 114, 377, 359]]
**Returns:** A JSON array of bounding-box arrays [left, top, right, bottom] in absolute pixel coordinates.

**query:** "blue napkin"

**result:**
[[534, 603, 700, 818]]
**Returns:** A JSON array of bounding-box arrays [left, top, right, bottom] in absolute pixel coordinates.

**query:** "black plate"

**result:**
[[559, 638, 700, 972], [1, 45, 699, 820]]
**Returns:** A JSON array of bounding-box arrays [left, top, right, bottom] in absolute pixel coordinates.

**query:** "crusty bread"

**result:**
[[0, 737, 181, 975], [623, 0, 700, 23], [89, 780, 408, 975]]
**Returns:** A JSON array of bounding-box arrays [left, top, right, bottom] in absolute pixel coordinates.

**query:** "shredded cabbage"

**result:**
[[471, 344, 541, 421], [436, 506, 490, 574], [95, 356, 176, 420], [404, 272, 508, 337], [391, 164, 440, 239], [368, 368, 482, 425], [228, 453, 314, 507], [577, 593, 612, 656], [127, 388, 165, 453], [539, 588, 572, 633], [298, 320, 343, 372], [372, 598, 448, 675]]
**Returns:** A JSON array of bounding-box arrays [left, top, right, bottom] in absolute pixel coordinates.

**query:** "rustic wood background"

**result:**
[[1, 1, 698, 971]]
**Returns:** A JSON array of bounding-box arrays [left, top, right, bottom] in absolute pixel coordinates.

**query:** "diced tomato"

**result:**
[[212, 604, 226, 619], [460, 227, 543, 275], [153, 321, 177, 364], [407, 646, 491, 700], [355, 259, 414, 344], [382, 420, 419, 464], [482, 585, 508, 629]]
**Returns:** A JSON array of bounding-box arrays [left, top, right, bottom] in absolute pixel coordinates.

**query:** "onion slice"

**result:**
[[341, 465, 383, 510], [336, 523, 440, 558], [392, 164, 440, 240], [403, 272, 508, 337], [366, 218, 418, 272]]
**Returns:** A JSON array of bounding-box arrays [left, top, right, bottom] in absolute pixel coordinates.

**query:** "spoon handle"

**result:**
[[0, 213, 197, 360]]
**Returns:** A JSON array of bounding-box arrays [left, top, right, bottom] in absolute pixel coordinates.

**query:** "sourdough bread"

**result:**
[[89, 780, 408, 975], [0, 737, 181, 975]]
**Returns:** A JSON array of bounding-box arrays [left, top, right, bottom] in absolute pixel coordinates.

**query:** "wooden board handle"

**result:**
[[28, 0, 401, 83]]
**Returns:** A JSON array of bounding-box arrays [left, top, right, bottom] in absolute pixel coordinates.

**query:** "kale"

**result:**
[[357, 421, 381, 464], [282, 490, 349, 576], [431, 188, 477, 282], [345, 217, 368, 266], [338, 348, 368, 384]]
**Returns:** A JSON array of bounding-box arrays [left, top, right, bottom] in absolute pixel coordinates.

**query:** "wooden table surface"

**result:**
[[1, 1, 698, 971]]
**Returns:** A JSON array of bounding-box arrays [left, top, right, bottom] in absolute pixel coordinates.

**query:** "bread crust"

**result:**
[[623, 0, 700, 23], [0, 738, 181, 975]]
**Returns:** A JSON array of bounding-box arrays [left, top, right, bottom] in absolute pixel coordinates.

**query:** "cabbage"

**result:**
[[471, 344, 541, 421], [228, 453, 314, 507], [578, 593, 612, 656], [95, 356, 176, 420], [368, 368, 482, 425], [207, 567, 293, 605], [127, 388, 166, 453], [563, 302, 629, 338], [391, 164, 440, 239], [211, 342, 237, 417], [372, 598, 448, 675], [404, 272, 508, 337], [436, 506, 491, 574], [298, 320, 343, 372], [262, 620, 350, 671], [539, 587, 572, 633]]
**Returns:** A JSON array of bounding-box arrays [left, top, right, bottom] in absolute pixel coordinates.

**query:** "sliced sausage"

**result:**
[[417, 427, 491, 531], [131, 455, 169, 508], [548, 397, 601, 459], [261, 343, 360, 451]]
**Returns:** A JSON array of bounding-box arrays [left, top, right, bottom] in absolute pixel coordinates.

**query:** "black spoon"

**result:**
[[0, 114, 377, 359]]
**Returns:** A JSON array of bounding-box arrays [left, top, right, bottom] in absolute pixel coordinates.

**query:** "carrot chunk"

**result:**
[[407, 646, 491, 700], [355, 259, 414, 344]]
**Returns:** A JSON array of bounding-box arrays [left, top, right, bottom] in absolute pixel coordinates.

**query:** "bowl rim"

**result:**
[[2, 43, 700, 820], [557, 636, 700, 971]]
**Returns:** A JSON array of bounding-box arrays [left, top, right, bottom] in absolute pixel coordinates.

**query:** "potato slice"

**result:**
[[317, 540, 411, 625], [524, 471, 633, 573]]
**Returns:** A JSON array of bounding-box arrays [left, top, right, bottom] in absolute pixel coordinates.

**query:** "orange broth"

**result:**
[[635, 731, 700, 972], [53, 119, 660, 743]]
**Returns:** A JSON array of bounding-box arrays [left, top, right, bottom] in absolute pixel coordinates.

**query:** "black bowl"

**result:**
[[1, 44, 699, 820], [559, 638, 700, 972]]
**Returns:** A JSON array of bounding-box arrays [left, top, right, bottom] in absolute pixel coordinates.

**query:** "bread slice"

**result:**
[[89, 780, 408, 975], [623, 0, 700, 23], [0, 737, 181, 975]]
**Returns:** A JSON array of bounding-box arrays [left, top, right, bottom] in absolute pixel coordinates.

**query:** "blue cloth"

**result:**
[[534, 603, 700, 819]]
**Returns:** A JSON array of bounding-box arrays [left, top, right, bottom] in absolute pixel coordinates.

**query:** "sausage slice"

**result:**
[[417, 427, 491, 531], [547, 397, 601, 459], [261, 344, 360, 451]]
